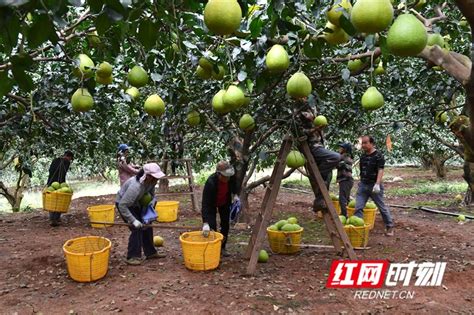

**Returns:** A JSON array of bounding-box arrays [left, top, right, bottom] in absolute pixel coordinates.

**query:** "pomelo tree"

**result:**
[[0, 0, 472, 212]]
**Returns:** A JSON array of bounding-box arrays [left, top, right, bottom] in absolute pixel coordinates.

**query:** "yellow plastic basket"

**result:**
[[63, 236, 111, 283], [267, 227, 304, 254], [180, 231, 223, 271], [156, 201, 179, 222], [344, 224, 370, 248], [347, 207, 377, 229], [42, 191, 73, 213], [87, 205, 115, 228], [332, 200, 341, 215]]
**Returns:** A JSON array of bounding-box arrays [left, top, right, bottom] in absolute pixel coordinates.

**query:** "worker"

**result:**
[[354, 135, 394, 236], [116, 163, 166, 265], [201, 161, 240, 257], [47, 150, 74, 227], [337, 143, 354, 217], [117, 143, 140, 187]]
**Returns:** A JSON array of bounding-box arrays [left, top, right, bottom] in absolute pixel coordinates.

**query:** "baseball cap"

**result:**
[[216, 161, 235, 177], [339, 143, 353, 155], [118, 144, 130, 152], [143, 163, 165, 179]]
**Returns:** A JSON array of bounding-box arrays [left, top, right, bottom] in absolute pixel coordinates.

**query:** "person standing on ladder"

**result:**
[[47, 150, 74, 227], [117, 144, 140, 187], [201, 161, 240, 257], [298, 110, 341, 215], [337, 143, 354, 217], [116, 163, 167, 265]]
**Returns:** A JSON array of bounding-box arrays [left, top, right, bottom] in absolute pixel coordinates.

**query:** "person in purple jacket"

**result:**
[[117, 144, 140, 187]]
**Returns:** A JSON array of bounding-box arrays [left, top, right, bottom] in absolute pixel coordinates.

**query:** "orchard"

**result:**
[[0, 0, 473, 313]]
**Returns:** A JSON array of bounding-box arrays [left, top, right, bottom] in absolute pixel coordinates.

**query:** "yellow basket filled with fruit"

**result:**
[[43, 181, 73, 213], [330, 193, 341, 215], [338, 215, 370, 249], [267, 217, 304, 254], [346, 200, 377, 230]]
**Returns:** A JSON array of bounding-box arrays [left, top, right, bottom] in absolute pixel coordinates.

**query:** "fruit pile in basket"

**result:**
[[44, 181, 73, 194], [339, 214, 365, 227], [268, 216, 302, 231]]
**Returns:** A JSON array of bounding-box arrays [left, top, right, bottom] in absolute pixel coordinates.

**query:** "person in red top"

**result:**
[[201, 161, 239, 257]]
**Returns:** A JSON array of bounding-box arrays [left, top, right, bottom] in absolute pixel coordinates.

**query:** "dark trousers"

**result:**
[[338, 179, 354, 217], [207, 205, 230, 249], [49, 212, 62, 221], [116, 203, 157, 259], [310, 146, 341, 208]]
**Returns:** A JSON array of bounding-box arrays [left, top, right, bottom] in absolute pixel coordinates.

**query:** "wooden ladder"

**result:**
[[245, 135, 356, 275], [152, 159, 199, 213]]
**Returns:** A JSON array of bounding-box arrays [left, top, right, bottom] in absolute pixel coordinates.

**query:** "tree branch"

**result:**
[[244, 168, 296, 192]]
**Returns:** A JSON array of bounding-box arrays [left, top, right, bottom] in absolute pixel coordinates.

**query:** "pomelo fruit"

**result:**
[[287, 72, 312, 99], [330, 193, 339, 201], [144, 94, 165, 117], [212, 65, 225, 80], [258, 249, 269, 263], [51, 182, 61, 189], [348, 200, 356, 208], [223, 85, 245, 110], [199, 57, 213, 71], [427, 33, 444, 47], [95, 73, 113, 85], [265, 44, 290, 73], [126, 87, 140, 101], [348, 215, 365, 227], [275, 220, 288, 230], [350, 0, 393, 34], [365, 202, 376, 209], [204, 0, 242, 36], [457, 214, 466, 222], [87, 31, 101, 47], [327, 0, 352, 26], [435, 111, 448, 124], [196, 65, 212, 79], [361, 86, 384, 111], [287, 217, 298, 224], [339, 215, 347, 225], [71, 88, 94, 112], [323, 22, 350, 45], [239, 114, 255, 132], [268, 225, 278, 231], [373, 61, 385, 75], [286, 150, 306, 168], [60, 182, 69, 188], [96, 61, 113, 78], [73, 54, 94, 78], [212, 89, 229, 114], [387, 14, 427, 57], [292, 224, 302, 231], [46, 186, 55, 192], [153, 236, 164, 246], [140, 193, 153, 207], [127, 66, 149, 88], [281, 223, 294, 232], [348, 59, 364, 72], [187, 110, 201, 126], [313, 115, 328, 128]]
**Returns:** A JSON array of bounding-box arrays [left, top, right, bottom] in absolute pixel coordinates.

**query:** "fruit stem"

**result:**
[[224, 39, 235, 82]]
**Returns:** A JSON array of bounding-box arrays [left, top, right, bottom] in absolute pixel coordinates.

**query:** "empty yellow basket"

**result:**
[[63, 236, 111, 282], [156, 201, 179, 222], [180, 231, 223, 271], [87, 205, 115, 228]]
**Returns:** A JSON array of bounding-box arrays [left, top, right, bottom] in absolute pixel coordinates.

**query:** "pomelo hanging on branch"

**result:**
[[204, 0, 242, 36]]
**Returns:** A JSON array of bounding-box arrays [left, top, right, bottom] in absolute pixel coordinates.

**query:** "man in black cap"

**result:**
[[337, 143, 354, 217], [47, 150, 74, 226]]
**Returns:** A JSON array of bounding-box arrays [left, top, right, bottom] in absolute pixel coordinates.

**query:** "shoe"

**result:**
[[385, 227, 394, 237], [50, 220, 59, 227], [221, 249, 230, 257], [126, 257, 143, 265], [146, 252, 167, 259], [312, 199, 327, 213]]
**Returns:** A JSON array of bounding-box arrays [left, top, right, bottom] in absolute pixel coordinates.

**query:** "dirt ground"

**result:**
[[0, 168, 473, 314]]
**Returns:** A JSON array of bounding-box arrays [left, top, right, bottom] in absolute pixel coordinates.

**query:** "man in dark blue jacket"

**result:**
[[47, 150, 74, 226], [201, 161, 239, 257]]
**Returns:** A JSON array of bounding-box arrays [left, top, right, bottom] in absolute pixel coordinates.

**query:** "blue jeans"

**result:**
[[354, 182, 394, 228]]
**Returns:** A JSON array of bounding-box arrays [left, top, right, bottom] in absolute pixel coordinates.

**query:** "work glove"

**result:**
[[202, 223, 210, 237], [132, 220, 143, 229], [372, 184, 381, 194], [233, 195, 240, 203]]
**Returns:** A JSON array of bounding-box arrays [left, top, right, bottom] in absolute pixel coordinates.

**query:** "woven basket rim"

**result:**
[[179, 231, 223, 245], [266, 227, 304, 234], [63, 236, 111, 256], [43, 191, 73, 196], [87, 204, 115, 212]]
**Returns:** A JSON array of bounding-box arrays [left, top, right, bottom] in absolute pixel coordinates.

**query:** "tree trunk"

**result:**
[[463, 161, 474, 207], [420, 155, 433, 170], [0, 170, 30, 212], [431, 154, 449, 178]]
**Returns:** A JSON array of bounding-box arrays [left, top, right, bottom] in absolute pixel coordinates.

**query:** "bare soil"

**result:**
[[0, 168, 473, 314]]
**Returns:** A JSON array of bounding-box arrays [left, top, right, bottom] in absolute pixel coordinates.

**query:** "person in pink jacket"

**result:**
[[117, 144, 140, 187]]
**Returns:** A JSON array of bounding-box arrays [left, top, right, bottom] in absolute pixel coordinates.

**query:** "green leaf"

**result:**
[[12, 67, 33, 92], [27, 15, 53, 48], [10, 53, 33, 69], [137, 19, 157, 50], [0, 71, 14, 98], [339, 15, 356, 37], [95, 12, 112, 35], [303, 38, 322, 59], [87, 0, 104, 13], [0, 11, 20, 55]]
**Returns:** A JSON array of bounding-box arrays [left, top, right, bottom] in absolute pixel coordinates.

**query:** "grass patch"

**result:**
[[282, 178, 311, 188], [386, 181, 467, 196]]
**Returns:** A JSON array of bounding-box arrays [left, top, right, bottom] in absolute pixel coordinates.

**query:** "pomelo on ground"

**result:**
[[153, 236, 164, 246], [258, 249, 269, 263]]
